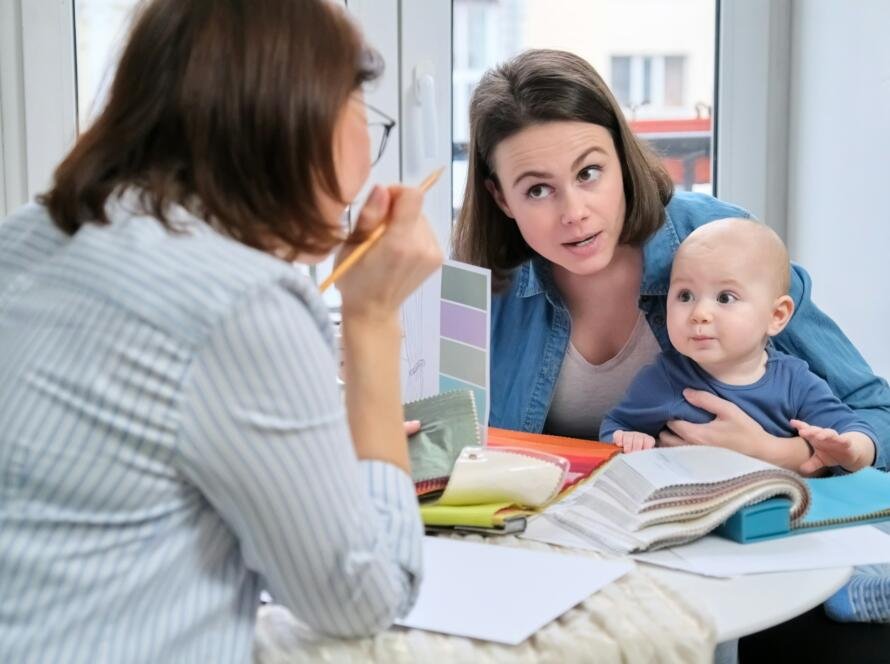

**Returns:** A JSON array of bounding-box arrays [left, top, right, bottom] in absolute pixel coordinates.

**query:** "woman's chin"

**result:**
[[555, 249, 614, 278]]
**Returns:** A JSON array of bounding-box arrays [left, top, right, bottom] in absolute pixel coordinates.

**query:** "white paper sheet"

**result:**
[[634, 525, 890, 577], [395, 536, 632, 645]]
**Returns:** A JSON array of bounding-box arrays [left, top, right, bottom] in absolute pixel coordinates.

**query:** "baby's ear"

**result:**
[[768, 294, 795, 336]]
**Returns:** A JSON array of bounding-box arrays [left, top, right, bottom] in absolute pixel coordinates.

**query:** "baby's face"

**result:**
[[666, 242, 779, 376]]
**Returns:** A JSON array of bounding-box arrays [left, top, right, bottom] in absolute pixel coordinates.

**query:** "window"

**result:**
[[611, 56, 632, 107], [610, 54, 687, 112], [452, 0, 716, 212], [74, 1, 141, 131], [664, 55, 685, 106]]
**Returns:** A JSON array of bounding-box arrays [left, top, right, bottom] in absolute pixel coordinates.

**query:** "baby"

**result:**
[[599, 218, 877, 465]]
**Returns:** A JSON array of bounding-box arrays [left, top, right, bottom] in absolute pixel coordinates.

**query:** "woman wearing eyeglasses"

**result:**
[[0, 1, 441, 662]]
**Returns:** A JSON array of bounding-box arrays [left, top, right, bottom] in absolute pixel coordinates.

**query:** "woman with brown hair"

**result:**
[[453, 49, 889, 472], [0, 1, 440, 661], [453, 50, 890, 664]]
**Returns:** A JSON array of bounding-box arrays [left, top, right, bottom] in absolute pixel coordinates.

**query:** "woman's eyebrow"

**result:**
[[512, 169, 552, 187], [511, 145, 608, 188], [571, 146, 607, 171]]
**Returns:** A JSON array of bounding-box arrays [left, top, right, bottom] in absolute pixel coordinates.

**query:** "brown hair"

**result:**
[[41, 0, 381, 257], [452, 49, 674, 290]]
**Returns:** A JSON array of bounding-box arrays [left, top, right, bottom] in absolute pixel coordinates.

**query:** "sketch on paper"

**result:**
[[400, 271, 441, 403]]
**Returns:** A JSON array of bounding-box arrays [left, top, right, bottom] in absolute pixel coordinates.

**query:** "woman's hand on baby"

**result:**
[[404, 419, 421, 436], [660, 388, 771, 457], [613, 430, 656, 453], [336, 184, 443, 323], [791, 420, 876, 473]]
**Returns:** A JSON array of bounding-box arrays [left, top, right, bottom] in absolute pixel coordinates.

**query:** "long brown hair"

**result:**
[[452, 49, 674, 290], [41, 0, 381, 257]]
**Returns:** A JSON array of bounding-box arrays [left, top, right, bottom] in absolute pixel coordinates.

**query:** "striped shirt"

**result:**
[[0, 195, 423, 663]]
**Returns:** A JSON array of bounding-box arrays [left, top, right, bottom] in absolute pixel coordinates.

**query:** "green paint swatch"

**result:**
[[442, 264, 488, 311]]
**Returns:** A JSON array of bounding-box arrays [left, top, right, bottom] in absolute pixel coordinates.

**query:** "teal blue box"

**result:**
[[715, 497, 792, 543]]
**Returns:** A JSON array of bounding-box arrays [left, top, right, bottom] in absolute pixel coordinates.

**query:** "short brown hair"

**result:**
[[452, 49, 674, 290], [41, 0, 381, 258]]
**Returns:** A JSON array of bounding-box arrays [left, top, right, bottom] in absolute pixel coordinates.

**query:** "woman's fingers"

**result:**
[[658, 429, 688, 447], [352, 185, 391, 234], [800, 453, 827, 474], [336, 183, 442, 319], [681, 388, 735, 417], [384, 185, 424, 232]]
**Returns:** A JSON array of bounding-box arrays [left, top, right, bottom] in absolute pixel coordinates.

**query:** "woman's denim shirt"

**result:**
[[489, 191, 890, 470]]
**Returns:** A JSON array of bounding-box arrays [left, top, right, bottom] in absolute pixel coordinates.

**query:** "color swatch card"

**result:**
[[438, 260, 491, 431]]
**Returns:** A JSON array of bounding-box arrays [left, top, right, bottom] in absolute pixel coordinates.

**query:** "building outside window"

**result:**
[[452, 0, 716, 214]]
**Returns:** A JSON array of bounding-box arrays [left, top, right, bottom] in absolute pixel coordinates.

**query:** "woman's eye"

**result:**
[[577, 165, 602, 184], [717, 291, 738, 304], [677, 289, 693, 302], [526, 184, 552, 200]]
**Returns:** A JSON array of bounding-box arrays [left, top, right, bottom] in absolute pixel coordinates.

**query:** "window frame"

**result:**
[[714, 0, 792, 237], [3, 0, 793, 244], [1, 0, 78, 214]]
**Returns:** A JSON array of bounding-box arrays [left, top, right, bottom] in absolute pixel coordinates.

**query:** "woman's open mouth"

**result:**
[[563, 232, 600, 248]]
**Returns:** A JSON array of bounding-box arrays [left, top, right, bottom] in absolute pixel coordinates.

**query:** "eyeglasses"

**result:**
[[364, 101, 396, 166]]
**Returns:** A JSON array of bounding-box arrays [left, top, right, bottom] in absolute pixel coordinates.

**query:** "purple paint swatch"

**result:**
[[440, 300, 487, 349]]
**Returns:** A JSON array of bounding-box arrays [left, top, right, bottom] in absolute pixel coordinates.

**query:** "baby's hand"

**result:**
[[790, 419, 876, 473], [613, 430, 656, 453]]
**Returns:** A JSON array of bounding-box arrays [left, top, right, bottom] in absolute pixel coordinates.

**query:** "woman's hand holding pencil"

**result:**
[[330, 168, 444, 323], [321, 167, 444, 292], [334, 169, 443, 472]]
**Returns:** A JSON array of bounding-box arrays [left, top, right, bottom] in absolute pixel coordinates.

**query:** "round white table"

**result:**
[[645, 564, 852, 642], [253, 531, 852, 664], [522, 512, 854, 642]]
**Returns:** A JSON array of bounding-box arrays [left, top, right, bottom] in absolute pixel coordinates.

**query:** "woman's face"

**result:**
[[317, 93, 373, 233], [295, 93, 372, 264], [488, 121, 626, 277]]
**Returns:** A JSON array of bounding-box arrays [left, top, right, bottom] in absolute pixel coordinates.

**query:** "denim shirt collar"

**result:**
[[515, 256, 568, 310], [514, 208, 682, 301]]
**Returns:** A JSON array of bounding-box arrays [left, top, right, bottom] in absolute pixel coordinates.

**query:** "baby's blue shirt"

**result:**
[[600, 347, 879, 445]]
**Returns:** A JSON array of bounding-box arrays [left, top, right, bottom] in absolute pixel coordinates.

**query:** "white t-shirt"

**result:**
[[544, 311, 661, 439]]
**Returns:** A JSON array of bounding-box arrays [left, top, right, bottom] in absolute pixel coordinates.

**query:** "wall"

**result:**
[[787, 0, 890, 377]]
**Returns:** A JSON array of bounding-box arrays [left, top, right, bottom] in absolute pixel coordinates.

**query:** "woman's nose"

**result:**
[[560, 188, 588, 226]]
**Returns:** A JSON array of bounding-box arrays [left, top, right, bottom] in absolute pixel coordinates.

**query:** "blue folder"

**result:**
[[717, 467, 890, 544]]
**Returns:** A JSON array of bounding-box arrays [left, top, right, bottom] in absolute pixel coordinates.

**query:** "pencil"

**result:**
[[319, 166, 445, 292]]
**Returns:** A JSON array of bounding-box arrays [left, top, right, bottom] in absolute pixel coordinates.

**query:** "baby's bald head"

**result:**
[[673, 218, 790, 297]]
